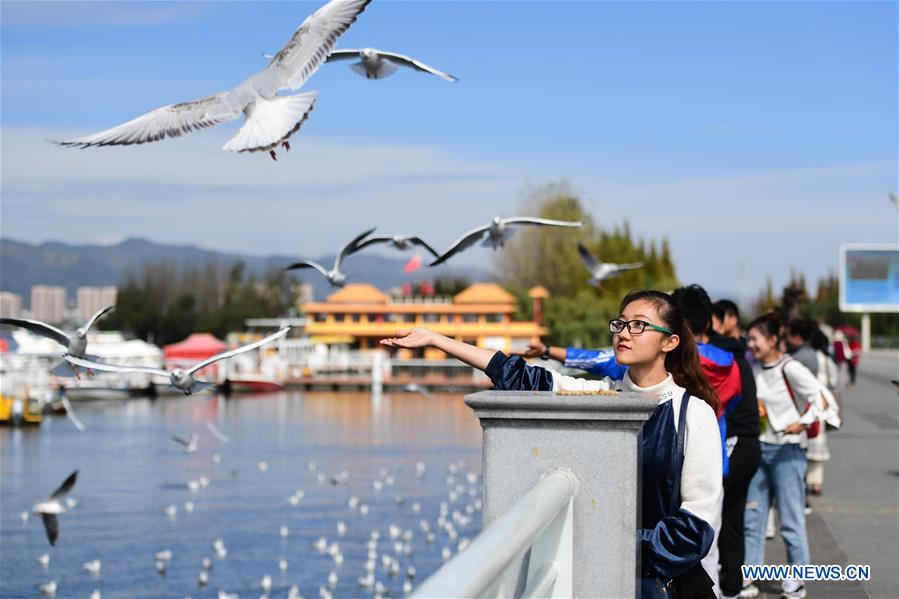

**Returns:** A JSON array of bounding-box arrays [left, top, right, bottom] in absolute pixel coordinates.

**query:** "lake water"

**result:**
[[0, 391, 484, 598]]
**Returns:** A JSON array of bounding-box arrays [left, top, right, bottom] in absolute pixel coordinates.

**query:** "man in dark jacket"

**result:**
[[708, 328, 761, 599]]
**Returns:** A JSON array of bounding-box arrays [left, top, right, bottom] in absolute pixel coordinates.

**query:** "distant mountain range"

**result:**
[[0, 237, 493, 306]]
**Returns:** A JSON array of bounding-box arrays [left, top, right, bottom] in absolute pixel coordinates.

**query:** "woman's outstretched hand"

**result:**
[[510, 342, 546, 359], [380, 327, 438, 349]]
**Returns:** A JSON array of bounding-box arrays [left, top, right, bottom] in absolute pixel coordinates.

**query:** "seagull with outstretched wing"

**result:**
[[284, 228, 375, 287], [171, 433, 200, 454], [326, 48, 457, 82], [59, 396, 86, 432], [206, 422, 232, 443], [1, 305, 114, 377], [577, 242, 644, 288], [55, 0, 371, 161], [33, 470, 78, 546], [347, 233, 439, 259], [430, 216, 583, 266], [65, 327, 291, 395]]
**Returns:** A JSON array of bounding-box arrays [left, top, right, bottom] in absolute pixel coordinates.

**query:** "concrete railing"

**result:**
[[414, 389, 658, 598], [412, 468, 578, 598]]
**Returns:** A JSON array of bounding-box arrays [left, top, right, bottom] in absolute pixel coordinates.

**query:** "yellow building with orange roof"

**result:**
[[302, 282, 549, 361]]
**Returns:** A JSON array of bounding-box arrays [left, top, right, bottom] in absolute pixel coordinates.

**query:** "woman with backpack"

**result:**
[[742, 314, 825, 599]]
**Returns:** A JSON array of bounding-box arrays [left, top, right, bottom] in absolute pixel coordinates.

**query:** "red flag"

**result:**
[[403, 254, 422, 273]]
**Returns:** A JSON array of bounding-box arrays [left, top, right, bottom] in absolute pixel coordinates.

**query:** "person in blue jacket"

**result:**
[[382, 289, 723, 598]]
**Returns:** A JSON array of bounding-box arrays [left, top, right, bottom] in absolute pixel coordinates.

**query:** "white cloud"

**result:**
[[2, 126, 895, 300], [0, 126, 525, 264]]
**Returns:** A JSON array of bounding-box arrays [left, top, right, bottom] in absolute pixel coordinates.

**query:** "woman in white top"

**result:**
[[382, 290, 723, 598], [743, 314, 823, 599]]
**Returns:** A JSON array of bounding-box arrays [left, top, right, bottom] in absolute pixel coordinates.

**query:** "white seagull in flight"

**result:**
[[64, 327, 291, 395], [577, 242, 644, 288], [55, 0, 371, 161], [1, 305, 114, 377], [326, 48, 457, 82], [284, 228, 375, 287], [33, 470, 78, 546], [430, 216, 583, 266]]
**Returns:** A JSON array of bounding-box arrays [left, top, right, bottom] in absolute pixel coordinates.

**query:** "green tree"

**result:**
[[495, 181, 680, 347]]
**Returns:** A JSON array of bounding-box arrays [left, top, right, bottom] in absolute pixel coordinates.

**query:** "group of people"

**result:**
[[381, 283, 854, 599]]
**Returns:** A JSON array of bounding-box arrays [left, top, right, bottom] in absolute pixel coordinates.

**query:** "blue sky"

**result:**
[[2, 1, 896, 303]]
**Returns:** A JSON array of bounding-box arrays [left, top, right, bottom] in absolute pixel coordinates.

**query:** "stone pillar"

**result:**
[[465, 390, 658, 598]]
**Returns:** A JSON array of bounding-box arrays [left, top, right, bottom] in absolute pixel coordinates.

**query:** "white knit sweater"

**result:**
[[548, 370, 724, 589]]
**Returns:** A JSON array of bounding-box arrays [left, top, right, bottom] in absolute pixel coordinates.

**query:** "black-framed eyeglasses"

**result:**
[[609, 319, 674, 336]]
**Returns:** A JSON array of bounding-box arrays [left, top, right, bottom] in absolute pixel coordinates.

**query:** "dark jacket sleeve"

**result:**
[[484, 351, 554, 391], [640, 508, 715, 579]]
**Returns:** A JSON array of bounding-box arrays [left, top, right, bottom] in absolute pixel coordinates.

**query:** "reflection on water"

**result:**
[[0, 391, 483, 598]]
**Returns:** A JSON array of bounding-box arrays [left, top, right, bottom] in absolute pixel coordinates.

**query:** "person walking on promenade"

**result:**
[[784, 320, 819, 377], [806, 327, 840, 496], [743, 314, 825, 599], [382, 290, 723, 598], [712, 300, 745, 342]]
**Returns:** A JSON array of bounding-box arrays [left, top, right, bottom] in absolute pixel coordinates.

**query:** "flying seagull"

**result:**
[[326, 48, 457, 82], [206, 421, 232, 443], [347, 233, 440, 259], [171, 434, 200, 454], [59, 396, 86, 432], [65, 326, 291, 395], [54, 0, 371, 161], [1, 305, 114, 377], [284, 228, 375, 287], [33, 470, 78, 546], [577, 242, 644, 288], [430, 217, 583, 266]]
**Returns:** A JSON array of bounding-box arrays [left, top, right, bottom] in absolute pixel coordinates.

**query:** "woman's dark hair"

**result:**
[[809, 327, 831, 355], [747, 312, 782, 341], [786, 318, 813, 342], [671, 284, 712, 336], [619, 290, 719, 413]]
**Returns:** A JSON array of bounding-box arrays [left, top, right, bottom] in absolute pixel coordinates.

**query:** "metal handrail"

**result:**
[[411, 468, 578, 599]]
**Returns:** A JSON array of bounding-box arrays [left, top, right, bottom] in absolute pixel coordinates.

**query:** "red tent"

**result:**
[[164, 333, 227, 379]]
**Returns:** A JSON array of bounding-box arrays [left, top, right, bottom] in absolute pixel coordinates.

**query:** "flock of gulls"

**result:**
[[7, 0, 646, 594], [17, 429, 484, 598]]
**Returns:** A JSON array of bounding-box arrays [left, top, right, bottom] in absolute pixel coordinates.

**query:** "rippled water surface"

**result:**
[[1, 391, 483, 598]]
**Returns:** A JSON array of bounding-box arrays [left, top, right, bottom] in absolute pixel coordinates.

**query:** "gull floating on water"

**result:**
[[1, 306, 113, 377], [284, 228, 375, 288], [326, 47, 457, 82], [37, 553, 50, 567], [66, 326, 291, 394], [430, 217, 584, 266], [82, 559, 102, 574], [577, 242, 644, 288], [33, 470, 78, 546], [55, 0, 371, 162], [39, 580, 57, 596]]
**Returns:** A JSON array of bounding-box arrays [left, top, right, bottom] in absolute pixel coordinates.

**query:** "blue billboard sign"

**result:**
[[839, 244, 899, 313]]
